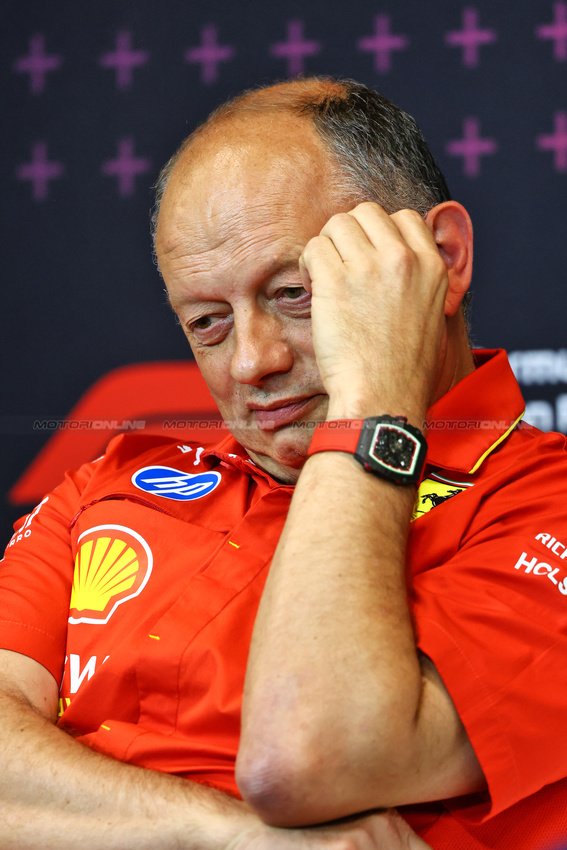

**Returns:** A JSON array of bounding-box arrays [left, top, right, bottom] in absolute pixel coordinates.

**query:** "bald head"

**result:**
[[151, 76, 452, 263], [162, 95, 344, 198]]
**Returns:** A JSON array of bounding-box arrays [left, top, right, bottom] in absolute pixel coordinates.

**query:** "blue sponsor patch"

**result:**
[[131, 466, 221, 501]]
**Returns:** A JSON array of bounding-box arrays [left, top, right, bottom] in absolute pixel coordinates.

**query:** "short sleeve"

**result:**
[[412, 452, 567, 822], [0, 461, 96, 683]]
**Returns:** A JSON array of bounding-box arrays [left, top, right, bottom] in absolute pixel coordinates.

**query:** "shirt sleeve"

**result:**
[[412, 442, 567, 823], [0, 461, 97, 684]]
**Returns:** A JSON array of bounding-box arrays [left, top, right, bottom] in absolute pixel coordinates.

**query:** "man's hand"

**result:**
[[299, 203, 449, 422], [228, 808, 431, 850]]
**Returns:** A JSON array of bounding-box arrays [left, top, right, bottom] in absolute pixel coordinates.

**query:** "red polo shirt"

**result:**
[[1, 350, 566, 848]]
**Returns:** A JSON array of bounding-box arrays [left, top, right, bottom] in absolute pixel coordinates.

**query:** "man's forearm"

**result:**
[[0, 687, 252, 849], [237, 449, 424, 825], [238, 449, 481, 826]]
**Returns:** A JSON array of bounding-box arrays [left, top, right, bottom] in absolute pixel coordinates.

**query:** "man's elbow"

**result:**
[[236, 739, 332, 827], [236, 734, 406, 827], [236, 688, 423, 824]]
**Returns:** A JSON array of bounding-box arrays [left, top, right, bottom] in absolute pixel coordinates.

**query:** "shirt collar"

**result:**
[[425, 349, 525, 475], [202, 433, 290, 487], [203, 433, 256, 470]]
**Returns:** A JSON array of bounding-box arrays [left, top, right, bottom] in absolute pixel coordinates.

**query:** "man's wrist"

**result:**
[[308, 416, 428, 485]]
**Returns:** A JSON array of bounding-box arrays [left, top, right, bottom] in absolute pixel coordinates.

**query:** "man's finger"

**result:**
[[299, 233, 345, 291], [347, 203, 438, 258], [318, 210, 383, 263]]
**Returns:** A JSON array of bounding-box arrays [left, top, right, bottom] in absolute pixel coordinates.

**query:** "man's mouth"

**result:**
[[249, 396, 323, 430]]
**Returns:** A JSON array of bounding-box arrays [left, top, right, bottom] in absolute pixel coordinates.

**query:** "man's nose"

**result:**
[[230, 311, 293, 386]]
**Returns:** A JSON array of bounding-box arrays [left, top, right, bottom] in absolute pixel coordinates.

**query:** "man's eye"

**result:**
[[187, 313, 233, 346], [283, 286, 307, 299], [192, 316, 214, 329]]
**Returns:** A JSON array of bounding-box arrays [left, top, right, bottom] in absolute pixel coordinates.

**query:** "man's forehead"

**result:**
[[172, 112, 331, 193], [156, 114, 343, 256]]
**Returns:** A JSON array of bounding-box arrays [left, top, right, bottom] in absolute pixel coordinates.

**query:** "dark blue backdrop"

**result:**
[[2, 0, 567, 547]]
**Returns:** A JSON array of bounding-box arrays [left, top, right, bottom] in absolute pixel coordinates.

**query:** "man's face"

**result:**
[[156, 117, 352, 482]]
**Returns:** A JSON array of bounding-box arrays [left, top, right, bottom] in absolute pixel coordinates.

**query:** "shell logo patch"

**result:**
[[132, 465, 221, 501], [412, 476, 470, 521], [69, 525, 153, 625]]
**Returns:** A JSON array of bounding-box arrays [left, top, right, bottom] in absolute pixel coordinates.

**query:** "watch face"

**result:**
[[370, 423, 419, 474]]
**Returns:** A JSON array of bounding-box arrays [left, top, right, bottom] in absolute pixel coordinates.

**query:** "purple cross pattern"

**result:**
[[357, 14, 409, 73], [16, 142, 65, 201], [185, 24, 235, 85], [101, 138, 151, 197], [11, 17, 567, 196], [13, 34, 62, 94], [537, 112, 567, 172], [270, 20, 321, 77], [445, 7, 497, 68], [99, 31, 149, 90], [536, 1, 567, 61], [446, 117, 498, 177]]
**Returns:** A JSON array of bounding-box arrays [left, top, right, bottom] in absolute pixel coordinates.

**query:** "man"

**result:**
[[0, 77, 566, 848]]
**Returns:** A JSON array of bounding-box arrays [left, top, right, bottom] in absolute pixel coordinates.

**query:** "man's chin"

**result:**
[[241, 427, 315, 483]]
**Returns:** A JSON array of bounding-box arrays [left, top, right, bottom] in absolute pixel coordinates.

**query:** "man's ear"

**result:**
[[425, 201, 473, 317]]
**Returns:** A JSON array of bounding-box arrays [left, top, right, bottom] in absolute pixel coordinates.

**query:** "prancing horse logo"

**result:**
[[412, 477, 469, 521]]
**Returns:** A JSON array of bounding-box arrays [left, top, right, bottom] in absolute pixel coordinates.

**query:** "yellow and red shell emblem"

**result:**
[[69, 524, 153, 625]]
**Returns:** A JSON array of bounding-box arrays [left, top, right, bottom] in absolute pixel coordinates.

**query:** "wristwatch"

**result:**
[[307, 416, 427, 485]]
